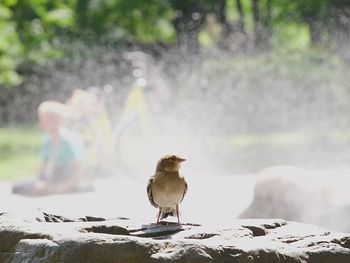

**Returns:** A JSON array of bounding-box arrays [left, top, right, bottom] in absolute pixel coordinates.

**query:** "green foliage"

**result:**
[[272, 22, 310, 50], [74, 0, 175, 43], [0, 3, 23, 86], [0, 0, 350, 87], [12, 0, 75, 63], [0, 127, 41, 181], [0, 0, 76, 86]]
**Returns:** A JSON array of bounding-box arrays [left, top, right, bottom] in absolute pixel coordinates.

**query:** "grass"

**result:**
[[0, 154, 38, 181], [229, 131, 350, 149], [229, 133, 308, 149], [1, 125, 350, 181], [0, 126, 41, 181]]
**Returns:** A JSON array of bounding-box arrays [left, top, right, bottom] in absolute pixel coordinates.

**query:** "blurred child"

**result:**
[[12, 101, 84, 196]]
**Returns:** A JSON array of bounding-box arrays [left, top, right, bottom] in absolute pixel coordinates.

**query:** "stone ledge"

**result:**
[[1, 212, 350, 263]]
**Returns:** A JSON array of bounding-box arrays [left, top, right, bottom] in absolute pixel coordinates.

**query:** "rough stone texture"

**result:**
[[1, 212, 350, 263]]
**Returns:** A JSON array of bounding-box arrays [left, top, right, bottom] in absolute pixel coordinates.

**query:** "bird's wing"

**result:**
[[147, 177, 158, 208], [180, 179, 188, 203]]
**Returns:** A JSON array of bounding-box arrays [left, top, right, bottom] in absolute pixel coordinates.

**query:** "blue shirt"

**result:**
[[40, 129, 83, 181]]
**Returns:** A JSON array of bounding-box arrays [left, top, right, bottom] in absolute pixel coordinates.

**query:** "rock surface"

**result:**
[[240, 166, 350, 232], [1, 212, 350, 263]]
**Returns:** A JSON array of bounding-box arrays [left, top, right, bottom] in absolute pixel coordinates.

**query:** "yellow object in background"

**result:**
[[82, 111, 114, 169], [117, 82, 151, 138]]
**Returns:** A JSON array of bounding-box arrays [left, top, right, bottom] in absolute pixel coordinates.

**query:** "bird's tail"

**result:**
[[160, 209, 176, 220]]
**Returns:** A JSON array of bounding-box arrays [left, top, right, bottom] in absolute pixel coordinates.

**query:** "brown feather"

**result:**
[[181, 180, 188, 202], [147, 177, 158, 208]]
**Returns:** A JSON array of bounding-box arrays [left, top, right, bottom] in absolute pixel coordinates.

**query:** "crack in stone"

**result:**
[[185, 233, 219, 240], [331, 237, 350, 249], [262, 221, 287, 229], [132, 227, 184, 238], [241, 225, 267, 236], [82, 225, 129, 236], [39, 212, 107, 223]]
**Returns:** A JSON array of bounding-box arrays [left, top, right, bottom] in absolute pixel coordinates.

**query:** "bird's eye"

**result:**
[[170, 156, 176, 161]]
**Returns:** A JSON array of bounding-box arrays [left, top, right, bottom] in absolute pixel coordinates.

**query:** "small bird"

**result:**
[[147, 155, 187, 224]]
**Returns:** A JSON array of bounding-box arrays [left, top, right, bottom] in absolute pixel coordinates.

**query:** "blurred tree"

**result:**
[[274, 0, 330, 44], [252, 0, 262, 47], [0, 0, 23, 86], [296, 0, 329, 44], [73, 0, 174, 43], [236, 0, 246, 34], [1, 0, 350, 88], [11, 0, 75, 62], [169, 0, 215, 53], [252, 0, 281, 49], [212, 0, 248, 51], [328, 0, 350, 61], [0, 0, 75, 87]]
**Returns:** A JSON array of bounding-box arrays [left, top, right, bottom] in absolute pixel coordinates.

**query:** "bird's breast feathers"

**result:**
[[151, 172, 187, 208]]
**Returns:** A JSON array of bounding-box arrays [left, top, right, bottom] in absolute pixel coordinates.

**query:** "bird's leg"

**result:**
[[156, 209, 161, 224], [176, 204, 180, 224]]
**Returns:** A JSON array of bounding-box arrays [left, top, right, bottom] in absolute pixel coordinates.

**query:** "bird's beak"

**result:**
[[177, 158, 186, 162]]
